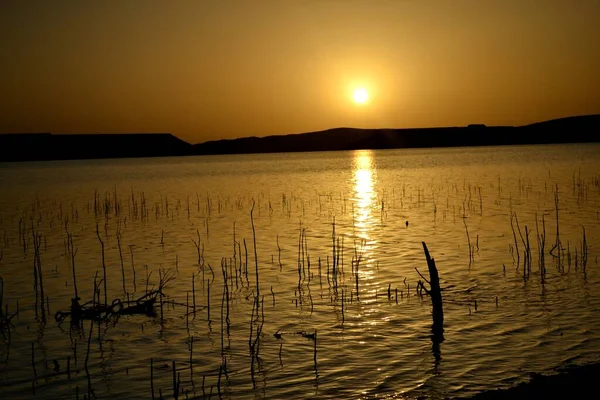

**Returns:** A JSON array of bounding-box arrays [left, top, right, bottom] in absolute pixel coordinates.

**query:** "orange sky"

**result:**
[[1, 0, 599, 144]]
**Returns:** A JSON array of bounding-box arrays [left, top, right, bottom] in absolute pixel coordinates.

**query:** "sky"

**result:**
[[1, 0, 599, 144]]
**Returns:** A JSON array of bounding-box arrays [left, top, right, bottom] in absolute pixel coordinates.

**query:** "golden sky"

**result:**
[[1, 0, 599, 143]]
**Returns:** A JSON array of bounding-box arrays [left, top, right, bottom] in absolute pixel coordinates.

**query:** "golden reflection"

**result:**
[[352, 149, 377, 239]]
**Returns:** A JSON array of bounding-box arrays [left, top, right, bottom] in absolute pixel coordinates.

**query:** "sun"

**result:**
[[353, 88, 369, 104]]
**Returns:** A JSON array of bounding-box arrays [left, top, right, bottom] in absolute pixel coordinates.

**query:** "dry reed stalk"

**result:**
[[536, 213, 546, 283], [65, 222, 79, 298], [270, 286, 275, 306], [207, 279, 211, 322], [524, 225, 531, 279], [277, 234, 282, 271], [189, 336, 194, 385], [250, 200, 260, 313], [331, 217, 336, 276], [192, 273, 196, 317], [191, 229, 203, 266], [463, 217, 473, 266], [581, 225, 588, 274], [150, 357, 155, 400], [32, 224, 45, 321], [31, 342, 37, 380], [129, 245, 137, 293], [186, 292, 189, 331], [510, 212, 521, 268], [95, 223, 107, 305], [172, 360, 180, 400], [552, 184, 562, 269], [117, 229, 126, 294]]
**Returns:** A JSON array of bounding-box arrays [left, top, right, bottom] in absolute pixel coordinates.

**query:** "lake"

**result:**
[[1, 143, 599, 399]]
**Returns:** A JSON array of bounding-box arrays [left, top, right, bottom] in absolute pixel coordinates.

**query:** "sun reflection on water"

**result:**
[[352, 149, 377, 240], [351, 149, 379, 289]]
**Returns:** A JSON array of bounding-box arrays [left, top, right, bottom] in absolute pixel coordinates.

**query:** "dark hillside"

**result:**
[[1, 115, 598, 162], [0, 133, 191, 162]]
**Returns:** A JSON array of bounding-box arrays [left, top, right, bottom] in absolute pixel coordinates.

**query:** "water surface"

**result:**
[[1, 143, 599, 399]]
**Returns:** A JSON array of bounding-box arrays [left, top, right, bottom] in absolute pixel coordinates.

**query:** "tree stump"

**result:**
[[420, 242, 444, 342]]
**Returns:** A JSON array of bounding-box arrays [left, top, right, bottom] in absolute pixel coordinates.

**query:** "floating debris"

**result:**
[[54, 290, 161, 325]]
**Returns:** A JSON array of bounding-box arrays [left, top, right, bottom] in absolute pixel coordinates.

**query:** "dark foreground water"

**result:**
[[1, 143, 599, 399]]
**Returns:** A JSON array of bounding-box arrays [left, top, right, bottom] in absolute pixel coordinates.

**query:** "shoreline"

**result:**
[[464, 361, 600, 399]]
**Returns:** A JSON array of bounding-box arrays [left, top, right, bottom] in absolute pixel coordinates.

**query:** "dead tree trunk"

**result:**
[[417, 242, 444, 342]]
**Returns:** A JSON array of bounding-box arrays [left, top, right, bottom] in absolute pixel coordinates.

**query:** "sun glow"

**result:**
[[353, 88, 369, 104]]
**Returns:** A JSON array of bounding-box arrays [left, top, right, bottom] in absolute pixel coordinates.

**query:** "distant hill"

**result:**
[[523, 114, 600, 130], [192, 114, 600, 155], [0, 133, 191, 162], [1, 115, 598, 162]]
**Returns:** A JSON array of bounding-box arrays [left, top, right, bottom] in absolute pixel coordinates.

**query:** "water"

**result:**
[[0, 143, 599, 399]]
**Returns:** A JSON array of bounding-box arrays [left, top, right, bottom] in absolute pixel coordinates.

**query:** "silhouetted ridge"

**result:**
[[1, 114, 598, 162], [522, 114, 600, 129], [192, 114, 599, 155], [0, 133, 191, 162]]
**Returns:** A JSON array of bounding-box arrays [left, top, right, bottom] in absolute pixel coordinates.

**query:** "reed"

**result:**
[[331, 217, 337, 276], [535, 212, 546, 283], [191, 229, 203, 266], [0, 277, 4, 330], [221, 258, 230, 331], [192, 273, 196, 317], [524, 225, 532, 279], [129, 245, 137, 293], [341, 289, 345, 323], [250, 200, 260, 312], [150, 357, 155, 400], [270, 286, 275, 307], [297, 226, 304, 284], [243, 239, 249, 286], [189, 336, 194, 385], [551, 184, 562, 270], [117, 229, 126, 294], [509, 212, 520, 268], [65, 222, 79, 298], [512, 214, 531, 278], [172, 360, 180, 400], [207, 279, 211, 322], [31, 222, 46, 322], [313, 329, 318, 376], [581, 225, 588, 274], [463, 217, 473, 266], [96, 223, 108, 305], [31, 342, 37, 380]]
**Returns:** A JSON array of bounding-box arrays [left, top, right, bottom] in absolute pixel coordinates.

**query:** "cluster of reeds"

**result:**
[[507, 182, 592, 284], [509, 212, 533, 280]]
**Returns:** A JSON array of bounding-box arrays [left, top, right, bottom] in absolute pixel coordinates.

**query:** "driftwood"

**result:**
[[416, 242, 444, 342], [55, 290, 161, 325]]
